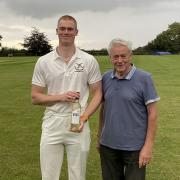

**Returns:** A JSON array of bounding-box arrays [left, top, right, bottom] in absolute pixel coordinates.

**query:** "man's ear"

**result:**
[[76, 29, 79, 36], [129, 52, 133, 61]]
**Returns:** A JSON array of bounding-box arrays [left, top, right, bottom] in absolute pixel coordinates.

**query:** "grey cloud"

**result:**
[[0, 25, 24, 33], [1, 0, 177, 19], [2, 0, 119, 18]]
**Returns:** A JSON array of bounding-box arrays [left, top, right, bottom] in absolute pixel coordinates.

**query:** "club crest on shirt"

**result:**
[[74, 63, 84, 72]]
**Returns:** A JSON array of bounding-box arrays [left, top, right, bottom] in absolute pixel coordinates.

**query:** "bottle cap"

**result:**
[[76, 91, 80, 99]]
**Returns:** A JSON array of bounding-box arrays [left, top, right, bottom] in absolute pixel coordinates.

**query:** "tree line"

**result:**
[[133, 22, 180, 54], [0, 22, 180, 56], [0, 27, 53, 56]]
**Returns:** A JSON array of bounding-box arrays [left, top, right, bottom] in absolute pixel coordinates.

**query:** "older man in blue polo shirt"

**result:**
[[98, 38, 160, 180]]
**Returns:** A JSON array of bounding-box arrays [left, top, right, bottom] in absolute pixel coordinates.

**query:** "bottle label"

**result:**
[[71, 108, 80, 124]]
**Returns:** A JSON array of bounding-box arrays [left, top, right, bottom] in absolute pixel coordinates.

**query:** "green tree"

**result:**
[[151, 22, 180, 53], [0, 35, 2, 47], [0, 47, 27, 57], [22, 27, 53, 56], [134, 22, 180, 54]]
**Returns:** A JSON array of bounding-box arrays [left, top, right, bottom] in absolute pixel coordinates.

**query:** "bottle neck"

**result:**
[[74, 99, 79, 103]]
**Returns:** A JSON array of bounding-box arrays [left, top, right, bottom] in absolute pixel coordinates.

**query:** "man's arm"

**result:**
[[85, 81, 102, 116], [79, 80, 102, 124], [139, 102, 158, 168], [31, 84, 80, 106]]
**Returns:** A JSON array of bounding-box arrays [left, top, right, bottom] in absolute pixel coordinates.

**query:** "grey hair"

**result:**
[[107, 38, 132, 55]]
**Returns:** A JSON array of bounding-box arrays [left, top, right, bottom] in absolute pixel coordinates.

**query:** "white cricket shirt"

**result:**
[[32, 47, 102, 115]]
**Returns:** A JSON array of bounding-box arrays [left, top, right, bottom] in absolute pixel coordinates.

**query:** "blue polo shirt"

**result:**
[[100, 65, 160, 151]]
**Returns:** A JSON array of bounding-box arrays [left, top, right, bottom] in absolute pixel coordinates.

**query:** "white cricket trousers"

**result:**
[[40, 111, 91, 180]]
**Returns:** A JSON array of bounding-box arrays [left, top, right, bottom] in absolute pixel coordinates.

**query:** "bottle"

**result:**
[[70, 95, 81, 133]]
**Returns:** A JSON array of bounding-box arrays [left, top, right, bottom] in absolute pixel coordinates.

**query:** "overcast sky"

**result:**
[[0, 0, 180, 50]]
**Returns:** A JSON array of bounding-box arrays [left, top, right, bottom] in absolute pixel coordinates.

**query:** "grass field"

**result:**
[[0, 55, 180, 180]]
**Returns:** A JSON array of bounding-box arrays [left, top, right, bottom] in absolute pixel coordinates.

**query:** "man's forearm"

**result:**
[[31, 93, 63, 106], [83, 90, 102, 118], [144, 102, 158, 147], [139, 102, 158, 167]]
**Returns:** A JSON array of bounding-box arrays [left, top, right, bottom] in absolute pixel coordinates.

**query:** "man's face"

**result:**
[[110, 45, 132, 76], [56, 19, 78, 45]]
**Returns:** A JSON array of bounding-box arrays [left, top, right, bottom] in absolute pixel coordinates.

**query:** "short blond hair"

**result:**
[[57, 15, 77, 29]]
